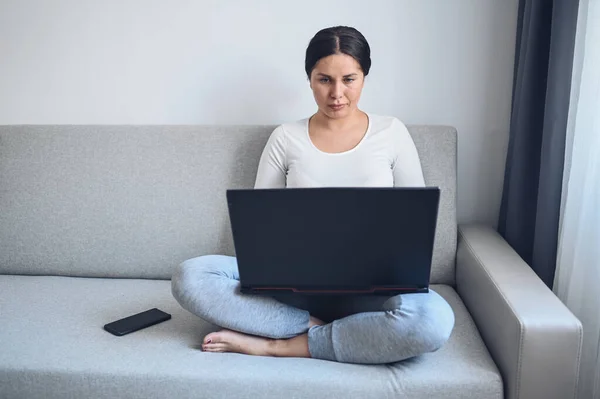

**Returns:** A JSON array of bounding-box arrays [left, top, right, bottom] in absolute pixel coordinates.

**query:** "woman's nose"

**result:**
[[330, 83, 344, 99]]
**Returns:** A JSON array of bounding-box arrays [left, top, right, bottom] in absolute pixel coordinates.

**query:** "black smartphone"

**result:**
[[104, 308, 171, 336]]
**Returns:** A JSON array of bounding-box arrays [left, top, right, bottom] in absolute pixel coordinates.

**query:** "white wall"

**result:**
[[0, 0, 518, 226]]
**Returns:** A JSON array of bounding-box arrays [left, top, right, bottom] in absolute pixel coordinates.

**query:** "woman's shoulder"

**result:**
[[280, 116, 309, 127], [367, 113, 408, 131], [269, 117, 307, 139]]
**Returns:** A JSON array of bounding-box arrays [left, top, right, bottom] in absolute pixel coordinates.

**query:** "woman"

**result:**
[[171, 26, 455, 364]]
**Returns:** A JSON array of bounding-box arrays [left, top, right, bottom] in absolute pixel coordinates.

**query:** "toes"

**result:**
[[203, 343, 226, 352], [203, 329, 235, 344], [203, 332, 222, 344]]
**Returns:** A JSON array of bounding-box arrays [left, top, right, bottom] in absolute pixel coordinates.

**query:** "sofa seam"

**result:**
[[459, 227, 523, 399]]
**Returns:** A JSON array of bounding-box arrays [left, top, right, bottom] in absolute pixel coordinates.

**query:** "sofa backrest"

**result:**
[[0, 124, 457, 285]]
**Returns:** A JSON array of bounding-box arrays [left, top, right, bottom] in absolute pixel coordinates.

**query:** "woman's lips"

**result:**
[[329, 104, 346, 111]]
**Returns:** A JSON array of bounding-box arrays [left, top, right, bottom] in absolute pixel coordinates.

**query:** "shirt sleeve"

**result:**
[[254, 125, 287, 189], [391, 118, 426, 187]]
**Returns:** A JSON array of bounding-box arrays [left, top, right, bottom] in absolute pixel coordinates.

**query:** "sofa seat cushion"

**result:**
[[0, 275, 502, 399]]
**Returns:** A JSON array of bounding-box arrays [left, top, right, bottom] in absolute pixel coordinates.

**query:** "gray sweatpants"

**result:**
[[171, 255, 455, 364]]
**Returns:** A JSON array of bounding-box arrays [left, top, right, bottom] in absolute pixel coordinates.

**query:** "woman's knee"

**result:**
[[390, 290, 455, 355], [420, 290, 455, 351], [414, 290, 454, 352], [171, 255, 235, 306]]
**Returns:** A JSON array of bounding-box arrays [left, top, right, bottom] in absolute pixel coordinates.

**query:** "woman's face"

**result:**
[[309, 53, 365, 120]]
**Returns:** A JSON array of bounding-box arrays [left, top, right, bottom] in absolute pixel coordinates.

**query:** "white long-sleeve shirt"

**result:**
[[254, 113, 425, 189]]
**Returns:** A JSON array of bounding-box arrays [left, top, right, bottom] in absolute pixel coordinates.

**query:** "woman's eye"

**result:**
[[344, 78, 355, 83], [319, 78, 329, 83]]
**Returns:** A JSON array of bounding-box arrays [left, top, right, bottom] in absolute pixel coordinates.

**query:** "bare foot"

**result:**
[[202, 330, 275, 356], [201, 330, 311, 358]]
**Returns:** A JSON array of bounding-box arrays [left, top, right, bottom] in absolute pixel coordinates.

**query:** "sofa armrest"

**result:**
[[456, 224, 582, 399]]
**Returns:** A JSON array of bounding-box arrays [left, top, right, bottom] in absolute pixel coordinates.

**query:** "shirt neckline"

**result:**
[[305, 112, 372, 156]]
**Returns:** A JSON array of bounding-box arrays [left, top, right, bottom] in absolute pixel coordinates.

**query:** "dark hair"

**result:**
[[305, 26, 371, 78]]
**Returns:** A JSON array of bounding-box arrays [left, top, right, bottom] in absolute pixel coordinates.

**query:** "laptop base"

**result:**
[[240, 286, 429, 296]]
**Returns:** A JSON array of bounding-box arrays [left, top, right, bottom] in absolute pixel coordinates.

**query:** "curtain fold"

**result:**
[[498, 0, 580, 288], [554, 1, 600, 397]]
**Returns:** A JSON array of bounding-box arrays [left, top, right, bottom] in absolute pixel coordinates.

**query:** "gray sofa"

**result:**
[[0, 124, 582, 399]]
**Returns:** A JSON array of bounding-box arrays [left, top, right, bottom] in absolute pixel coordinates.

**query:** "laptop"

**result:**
[[226, 187, 440, 296]]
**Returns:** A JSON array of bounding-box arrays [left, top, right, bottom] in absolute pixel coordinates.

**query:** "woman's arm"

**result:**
[[254, 126, 287, 189], [391, 119, 426, 187]]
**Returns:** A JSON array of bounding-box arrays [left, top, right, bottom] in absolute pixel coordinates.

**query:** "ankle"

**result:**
[[269, 335, 310, 358], [267, 338, 285, 357]]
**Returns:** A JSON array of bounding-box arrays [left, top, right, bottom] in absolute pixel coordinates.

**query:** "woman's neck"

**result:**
[[313, 108, 365, 132]]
